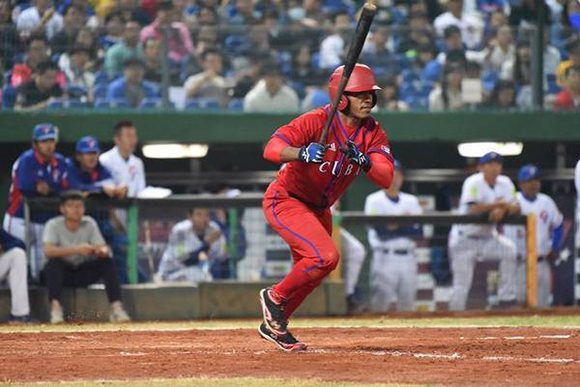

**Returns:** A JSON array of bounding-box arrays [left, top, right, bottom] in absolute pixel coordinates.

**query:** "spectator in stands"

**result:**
[[501, 40, 531, 85], [142, 37, 163, 84], [361, 26, 397, 78], [228, 54, 263, 99], [319, 11, 352, 70], [100, 120, 146, 199], [478, 25, 515, 73], [11, 34, 51, 87], [100, 11, 124, 50], [42, 191, 131, 324], [486, 79, 517, 109], [243, 63, 299, 112], [378, 79, 409, 111], [301, 82, 331, 111], [158, 207, 226, 285], [59, 46, 95, 100], [436, 25, 465, 64], [194, 26, 220, 59], [397, 11, 435, 55], [15, 61, 64, 110], [0, 1, 18, 70], [70, 136, 127, 198], [482, 10, 508, 47], [106, 58, 159, 108], [226, 0, 260, 25], [196, 5, 220, 26], [16, 0, 63, 40], [116, 0, 151, 26], [104, 20, 143, 77], [3, 124, 72, 281], [429, 63, 466, 111], [509, 0, 551, 28], [557, 38, 580, 86], [0, 229, 32, 324], [50, 4, 86, 55], [140, 0, 194, 64], [554, 65, 580, 110], [290, 44, 325, 87], [184, 48, 226, 102], [433, 0, 484, 50]]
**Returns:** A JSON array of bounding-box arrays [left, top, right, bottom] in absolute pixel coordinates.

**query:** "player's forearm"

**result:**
[[366, 155, 393, 189], [468, 203, 503, 214], [263, 136, 300, 164]]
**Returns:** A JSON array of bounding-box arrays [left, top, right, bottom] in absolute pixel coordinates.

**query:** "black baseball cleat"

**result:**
[[259, 287, 288, 336], [258, 323, 307, 352]]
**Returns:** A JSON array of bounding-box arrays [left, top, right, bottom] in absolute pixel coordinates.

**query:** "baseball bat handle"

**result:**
[[318, 3, 377, 144]]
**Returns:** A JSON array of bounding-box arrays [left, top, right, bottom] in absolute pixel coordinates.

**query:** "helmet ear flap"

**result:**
[[338, 95, 349, 111], [371, 92, 377, 108]]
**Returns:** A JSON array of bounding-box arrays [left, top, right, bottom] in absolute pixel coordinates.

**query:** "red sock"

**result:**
[[272, 259, 314, 302], [284, 278, 323, 320]]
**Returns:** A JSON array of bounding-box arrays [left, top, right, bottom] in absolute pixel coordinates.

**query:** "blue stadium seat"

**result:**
[[94, 98, 130, 109], [94, 84, 108, 99], [185, 97, 221, 110], [94, 71, 109, 86], [139, 97, 163, 109], [227, 98, 244, 110], [65, 84, 88, 98], [47, 99, 65, 109], [2, 85, 17, 109], [401, 69, 420, 84], [47, 99, 86, 109], [481, 69, 499, 94], [546, 74, 561, 94]]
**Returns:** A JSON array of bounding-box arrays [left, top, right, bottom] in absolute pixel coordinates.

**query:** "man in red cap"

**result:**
[[259, 63, 394, 351]]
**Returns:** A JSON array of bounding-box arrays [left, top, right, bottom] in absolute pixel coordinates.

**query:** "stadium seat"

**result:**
[[138, 97, 173, 109], [47, 99, 86, 109], [47, 99, 65, 109], [1, 85, 17, 109], [94, 71, 109, 86], [65, 84, 88, 98], [94, 98, 130, 109], [94, 84, 108, 99], [227, 98, 244, 110], [185, 97, 221, 110]]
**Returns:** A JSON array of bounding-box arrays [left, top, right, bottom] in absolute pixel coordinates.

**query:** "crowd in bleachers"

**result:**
[[1, 0, 580, 111]]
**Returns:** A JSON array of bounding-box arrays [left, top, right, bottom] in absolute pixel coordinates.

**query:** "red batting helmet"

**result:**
[[328, 63, 381, 111]]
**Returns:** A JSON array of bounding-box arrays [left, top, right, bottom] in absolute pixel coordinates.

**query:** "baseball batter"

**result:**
[[3, 123, 72, 281], [259, 64, 394, 351], [364, 160, 422, 312], [505, 165, 564, 307], [448, 152, 519, 311]]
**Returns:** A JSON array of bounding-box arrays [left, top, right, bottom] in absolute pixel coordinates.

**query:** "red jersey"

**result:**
[[268, 106, 393, 209]]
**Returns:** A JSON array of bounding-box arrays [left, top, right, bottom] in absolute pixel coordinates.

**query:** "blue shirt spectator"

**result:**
[[106, 58, 159, 107]]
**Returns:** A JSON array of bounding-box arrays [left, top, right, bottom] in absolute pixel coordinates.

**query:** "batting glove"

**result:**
[[345, 140, 371, 171], [299, 142, 326, 164]]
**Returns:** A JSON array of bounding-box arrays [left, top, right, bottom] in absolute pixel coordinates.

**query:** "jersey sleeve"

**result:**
[[15, 156, 38, 196], [501, 178, 517, 202], [270, 109, 324, 148], [459, 177, 479, 207], [547, 197, 564, 228], [87, 217, 106, 245], [366, 123, 393, 162]]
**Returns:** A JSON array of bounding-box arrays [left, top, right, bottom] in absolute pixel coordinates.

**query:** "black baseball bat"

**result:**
[[319, 2, 377, 144]]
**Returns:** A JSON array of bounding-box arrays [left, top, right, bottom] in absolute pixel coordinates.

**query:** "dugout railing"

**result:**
[[22, 194, 543, 311]]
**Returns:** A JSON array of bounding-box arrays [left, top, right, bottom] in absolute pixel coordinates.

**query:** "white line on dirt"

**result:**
[[460, 334, 571, 341]]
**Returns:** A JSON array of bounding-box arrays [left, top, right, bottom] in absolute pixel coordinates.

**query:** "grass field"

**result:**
[[2, 313, 579, 386]]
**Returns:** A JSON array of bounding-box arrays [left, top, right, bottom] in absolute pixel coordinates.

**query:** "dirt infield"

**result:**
[[1, 326, 579, 386]]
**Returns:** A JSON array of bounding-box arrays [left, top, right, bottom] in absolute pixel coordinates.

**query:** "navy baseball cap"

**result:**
[[518, 164, 541, 182], [32, 123, 58, 141], [76, 136, 101, 153], [479, 151, 503, 165]]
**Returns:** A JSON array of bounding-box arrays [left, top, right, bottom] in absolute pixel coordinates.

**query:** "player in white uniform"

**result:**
[[330, 202, 368, 313], [158, 208, 227, 285], [505, 165, 564, 308], [364, 160, 422, 312], [99, 120, 146, 198], [448, 152, 519, 311]]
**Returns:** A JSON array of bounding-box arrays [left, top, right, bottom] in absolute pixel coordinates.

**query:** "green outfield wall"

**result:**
[[1, 111, 580, 143]]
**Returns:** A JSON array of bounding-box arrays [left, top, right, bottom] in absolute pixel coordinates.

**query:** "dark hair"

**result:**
[[514, 41, 531, 86], [60, 190, 84, 205], [158, 0, 173, 12], [113, 120, 135, 136], [441, 63, 464, 109], [332, 10, 349, 24], [201, 47, 221, 61], [443, 25, 461, 39], [69, 44, 90, 56], [35, 60, 59, 75], [105, 10, 123, 25], [123, 57, 145, 69], [63, 3, 84, 16], [488, 80, 516, 108], [28, 33, 48, 46]]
